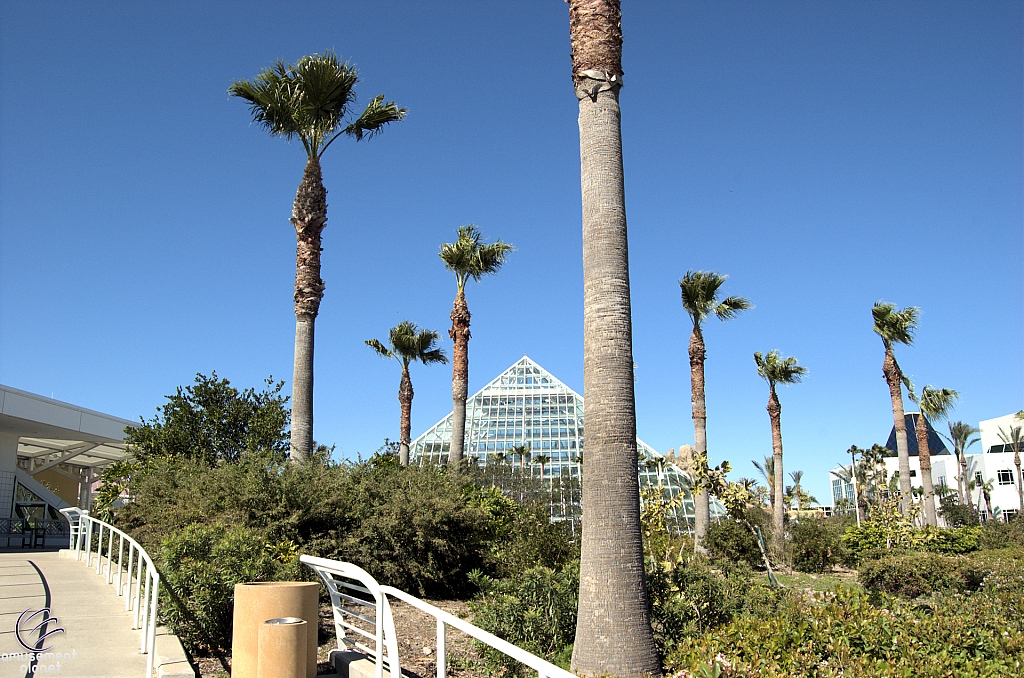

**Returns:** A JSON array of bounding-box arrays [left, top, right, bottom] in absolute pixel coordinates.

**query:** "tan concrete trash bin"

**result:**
[[232, 581, 319, 678], [257, 618, 307, 678]]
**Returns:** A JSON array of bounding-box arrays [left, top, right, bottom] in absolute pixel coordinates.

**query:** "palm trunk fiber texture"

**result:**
[[689, 326, 709, 554], [399, 365, 413, 466], [916, 415, 937, 526], [289, 157, 327, 462], [448, 290, 471, 470], [767, 387, 785, 547], [884, 349, 912, 514], [569, 1, 660, 676]]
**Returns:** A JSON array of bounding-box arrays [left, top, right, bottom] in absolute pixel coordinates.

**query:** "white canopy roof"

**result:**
[[0, 384, 137, 471]]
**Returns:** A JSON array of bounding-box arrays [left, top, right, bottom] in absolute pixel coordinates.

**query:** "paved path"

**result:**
[[0, 549, 149, 678]]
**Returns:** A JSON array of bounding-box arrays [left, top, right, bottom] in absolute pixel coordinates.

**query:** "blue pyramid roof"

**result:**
[[883, 413, 950, 456]]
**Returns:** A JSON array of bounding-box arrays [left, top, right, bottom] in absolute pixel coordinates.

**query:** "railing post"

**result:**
[[140, 569, 152, 651], [145, 574, 159, 678], [436, 619, 446, 678], [84, 520, 93, 566], [106, 528, 115, 583], [125, 545, 135, 612], [133, 554, 144, 629], [95, 523, 104, 574], [116, 534, 125, 595]]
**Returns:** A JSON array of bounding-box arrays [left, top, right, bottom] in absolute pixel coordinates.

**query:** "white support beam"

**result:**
[[30, 443, 99, 476]]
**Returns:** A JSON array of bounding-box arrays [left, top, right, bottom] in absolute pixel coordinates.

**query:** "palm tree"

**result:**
[[365, 321, 448, 465], [439, 225, 513, 470], [787, 471, 817, 510], [998, 424, 1024, 512], [230, 52, 406, 462], [754, 350, 807, 546], [871, 301, 919, 513], [568, 1, 660, 674], [909, 386, 958, 526], [977, 476, 996, 522], [680, 271, 752, 554], [940, 421, 980, 506], [752, 456, 776, 506]]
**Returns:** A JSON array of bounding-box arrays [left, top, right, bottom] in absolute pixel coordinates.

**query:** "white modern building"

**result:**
[[1, 384, 135, 545], [829, 411, 1024, 523], [410, 356, 722, 529]]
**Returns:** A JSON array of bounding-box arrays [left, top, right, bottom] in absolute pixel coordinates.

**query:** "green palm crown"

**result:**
[[229, 50, 406, 159]]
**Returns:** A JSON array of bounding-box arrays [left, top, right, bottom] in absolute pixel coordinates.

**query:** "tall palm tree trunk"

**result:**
[[689, 326, 710, 554], [398, 365, 413, 466], [290, 157, 327, 462], [1015, 450, 1023, 512], [569, 1, 659, 675], [767, 387, 785, 548], [448, 290, 471, 469], [957, 453, 967, 507], [915, 415, 937, 526], [883, 348, 912, 513]]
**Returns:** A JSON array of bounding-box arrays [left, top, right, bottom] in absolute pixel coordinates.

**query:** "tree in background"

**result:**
[[754, 350, 807, 548], [366, 321, 448, 465], [908, 385, 959, 526], [439, 225, 513, 469], [752, 456, 776, 511], [941, 421, 980, 506], [871, 301, 919, 514], [568, 0, 660, 673], [125, 373, 289, 465], [679, 271, 752, 554], [997, 423, 1024, 513], [230, 52, 406, 462], [786, 470, 818, 510]]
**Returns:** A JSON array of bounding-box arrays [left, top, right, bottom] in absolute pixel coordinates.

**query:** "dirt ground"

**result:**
[[194, 599, 489, 677]]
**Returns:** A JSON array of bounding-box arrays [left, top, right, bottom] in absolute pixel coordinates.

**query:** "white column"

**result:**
[[0, 432, 19, 519]]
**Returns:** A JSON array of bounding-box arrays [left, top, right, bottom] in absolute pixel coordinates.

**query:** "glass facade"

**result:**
[[411, 356, 722, 528]]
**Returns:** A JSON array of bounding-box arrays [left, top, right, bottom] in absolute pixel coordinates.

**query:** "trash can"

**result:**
[[232, 582, 319, 678], [258, 618, 307, 678]]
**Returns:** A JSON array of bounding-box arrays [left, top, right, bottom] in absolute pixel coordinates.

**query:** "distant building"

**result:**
[[411, 356, 723, 529], [828, 411, 1024, 523]]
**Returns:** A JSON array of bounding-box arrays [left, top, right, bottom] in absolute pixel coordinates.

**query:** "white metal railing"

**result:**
[[300, 555, 573, 678], [60, 508, 160, 678]]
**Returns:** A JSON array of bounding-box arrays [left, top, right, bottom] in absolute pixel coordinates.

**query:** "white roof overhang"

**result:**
[[0, 384, 137, 473]]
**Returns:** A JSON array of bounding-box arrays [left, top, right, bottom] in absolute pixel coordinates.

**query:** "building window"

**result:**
[[909, 470, 917, 478], [1003, 510, 1019, 523], [998, 470, 1014, 485], [975, 472, 984, 485]]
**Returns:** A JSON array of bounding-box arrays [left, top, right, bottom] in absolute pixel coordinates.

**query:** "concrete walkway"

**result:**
[[0, 549, 191, 678]]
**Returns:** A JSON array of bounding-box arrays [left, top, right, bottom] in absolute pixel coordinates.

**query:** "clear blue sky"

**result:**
[[2, 1, 1021, 504]]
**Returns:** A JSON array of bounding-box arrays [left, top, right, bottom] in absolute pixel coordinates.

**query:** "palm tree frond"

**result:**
[[342, 94, 407, 143], [918, 386, 959, 421], [365, 338, 392, 359], [714, 295, 753, 321], [754, 349, 807, 386], [439, 225, 513, 290], [872, 301, 920, 348]]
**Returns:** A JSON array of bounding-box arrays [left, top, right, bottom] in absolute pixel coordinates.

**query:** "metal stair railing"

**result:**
[[60, 508, 160, 678], [300, 555, 574, 678]]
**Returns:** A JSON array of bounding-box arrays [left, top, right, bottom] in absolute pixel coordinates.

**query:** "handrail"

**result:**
[[379, 585, 575, 678], [60, 508, 160, 678], [300, 554, 573, 678]]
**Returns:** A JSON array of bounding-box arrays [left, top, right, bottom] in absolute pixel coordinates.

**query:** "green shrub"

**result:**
[[704, 519, 762, 569], [790, 519, 842, 573], [667, 585, 1024, 678], [467, 563, 579, 676], [939, 493, 981, 527], [978, 515, 1024, 550], [647, 557, 780, 655], [158, 522, 297, 654], [858, 552, 987, 598], [842, 523, 982, 564]]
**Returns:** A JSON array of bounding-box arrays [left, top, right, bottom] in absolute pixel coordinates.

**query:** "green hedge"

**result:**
[[858, 552, 987, 598], [667, 584, 1024, 678]]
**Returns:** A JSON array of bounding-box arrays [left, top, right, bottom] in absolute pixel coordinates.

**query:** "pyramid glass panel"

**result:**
[[411, 356, 724, 531]]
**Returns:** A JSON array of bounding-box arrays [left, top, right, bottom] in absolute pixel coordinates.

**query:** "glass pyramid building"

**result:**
[[411, 356, 719, 529]]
